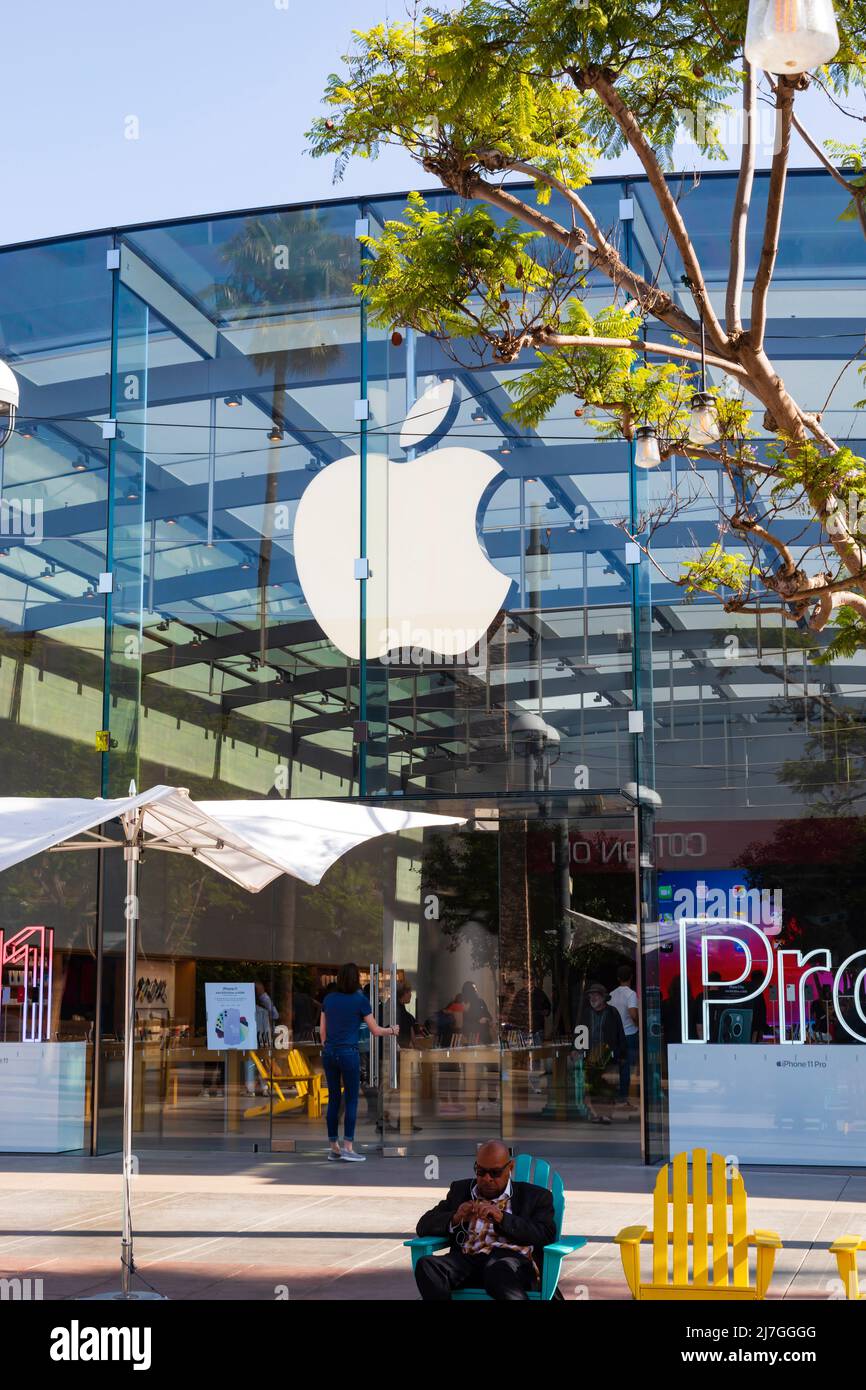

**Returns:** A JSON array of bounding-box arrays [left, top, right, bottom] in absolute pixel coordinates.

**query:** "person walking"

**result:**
[[320, 962, 399, 1162]]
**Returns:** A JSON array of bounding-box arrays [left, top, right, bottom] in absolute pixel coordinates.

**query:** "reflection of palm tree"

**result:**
[[208, 212, 355, 662], [295, 860, 382, 962], [773, 693, 866, 816]]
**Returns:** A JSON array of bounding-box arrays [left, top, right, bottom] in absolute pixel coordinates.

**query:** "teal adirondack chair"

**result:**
[[404, 1153, 586, 1300]]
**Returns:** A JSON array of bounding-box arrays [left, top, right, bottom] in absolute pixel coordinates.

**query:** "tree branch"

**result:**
[[458, 170, 706, 346], [538, 331, 749, 377], [731, 516, 795, 574], [727, 62, 757, 337], [749, 76, 796, 350], [589, 71, 728, 351], [789, 106, 866, 238], [809, 590, 866, 631]]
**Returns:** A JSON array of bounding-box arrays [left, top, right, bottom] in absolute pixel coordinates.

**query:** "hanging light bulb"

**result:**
[[745, 0, 839, 75], [688, 391, 721, 446], [634, 426, 662, 470]]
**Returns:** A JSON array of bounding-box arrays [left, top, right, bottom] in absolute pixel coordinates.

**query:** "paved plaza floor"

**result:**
[[0, 1149, 863, 1300]]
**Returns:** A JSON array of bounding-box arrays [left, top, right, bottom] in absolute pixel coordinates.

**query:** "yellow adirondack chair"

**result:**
[[615, 1149, 782, 1300], [830, 1237, 866, 1299], [243, 1049, 328, 1119]]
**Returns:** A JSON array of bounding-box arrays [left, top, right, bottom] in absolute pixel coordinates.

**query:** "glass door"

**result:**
[[497, 799, 643, 1160], [263, 795, 645, 1160], [383, 817, 502, 1156]]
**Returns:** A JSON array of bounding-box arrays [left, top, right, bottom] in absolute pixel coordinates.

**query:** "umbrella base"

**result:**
[[79, 1291, 167, 1301]]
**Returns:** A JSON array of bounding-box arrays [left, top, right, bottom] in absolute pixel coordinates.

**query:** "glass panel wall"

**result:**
[[0, 171, 864, 1164], [0, 233, 113, 1155], [120, 205, 366, 801]]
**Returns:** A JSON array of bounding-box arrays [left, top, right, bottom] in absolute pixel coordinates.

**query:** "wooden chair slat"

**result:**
[[552, 1173, 565, 1240], [652, 1164, 670, 1285], [731, 1170, 749, 1286], [671, 1151, 689, 1284], [711, 1153, 729, 1286], [513, 1153, 531, 1183], [534, 1159, 551, 1192], [691, 1149, 709, 1287]]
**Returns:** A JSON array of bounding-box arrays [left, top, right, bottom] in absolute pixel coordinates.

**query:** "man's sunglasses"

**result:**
[[474, 1162, 511, 1178]]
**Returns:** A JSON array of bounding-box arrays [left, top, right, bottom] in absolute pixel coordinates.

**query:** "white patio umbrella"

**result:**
[[0, 784, 464, 1299]]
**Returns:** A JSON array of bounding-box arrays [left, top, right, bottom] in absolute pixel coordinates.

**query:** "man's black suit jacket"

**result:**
[[416, 1179, 557, 1275]]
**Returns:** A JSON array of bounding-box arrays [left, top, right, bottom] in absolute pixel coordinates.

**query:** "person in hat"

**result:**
[[577, 982, 627, 1124]]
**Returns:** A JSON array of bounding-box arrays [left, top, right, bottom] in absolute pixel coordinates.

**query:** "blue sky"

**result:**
[[2, 0, 860, 246]]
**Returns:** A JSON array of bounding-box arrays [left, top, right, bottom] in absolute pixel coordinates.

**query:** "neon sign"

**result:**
[[0, 926, 54, 1042], [676, 918, 866, 1046]]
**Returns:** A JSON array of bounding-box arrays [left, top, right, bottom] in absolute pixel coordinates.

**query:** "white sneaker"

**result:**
[[339, 1148, 367, 1162]]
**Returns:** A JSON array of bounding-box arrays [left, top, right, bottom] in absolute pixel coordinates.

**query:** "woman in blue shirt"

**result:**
[[321, 963, 398, 1162]]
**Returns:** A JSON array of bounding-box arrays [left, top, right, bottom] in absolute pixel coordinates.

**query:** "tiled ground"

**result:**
[[0, 1151, 862, 1300]]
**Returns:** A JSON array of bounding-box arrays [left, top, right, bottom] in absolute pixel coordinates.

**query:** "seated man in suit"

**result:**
[[414, 1140, 557, 1300]]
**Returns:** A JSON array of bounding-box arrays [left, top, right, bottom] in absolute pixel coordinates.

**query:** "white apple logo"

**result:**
[[293, 379, 511, 661]]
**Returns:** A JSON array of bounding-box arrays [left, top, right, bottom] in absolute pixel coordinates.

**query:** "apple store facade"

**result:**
[[1, 170, 865, 1169]]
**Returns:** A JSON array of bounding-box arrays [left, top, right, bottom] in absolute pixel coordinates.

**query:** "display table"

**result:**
[[397, 1045, 512, 1135]]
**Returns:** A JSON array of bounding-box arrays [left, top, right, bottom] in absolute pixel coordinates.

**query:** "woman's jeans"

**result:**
[[322, 1044, 361, 1142]]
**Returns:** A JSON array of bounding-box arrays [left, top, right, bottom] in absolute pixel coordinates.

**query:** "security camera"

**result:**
[[0, 360, 19, 448]]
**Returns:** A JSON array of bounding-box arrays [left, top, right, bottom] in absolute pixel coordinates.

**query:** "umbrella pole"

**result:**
[[82, 801, 163, 1300], [120, 822, 141, 1296]]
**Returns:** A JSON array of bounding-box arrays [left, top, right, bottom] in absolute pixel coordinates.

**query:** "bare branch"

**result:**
[[727, 62, 757, 337], [730, 516, 795, 574], [771, 80, 866, 240], [590, 71, 728, 351], [538, 331, 749, 378], [749, 76, 796, 350], [458, 171, 706, 346], [809, 590, 866, 631]]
